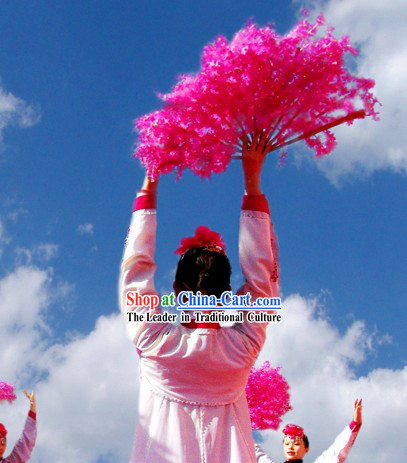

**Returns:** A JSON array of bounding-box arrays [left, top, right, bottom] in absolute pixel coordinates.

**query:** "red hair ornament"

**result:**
[[0, 423, 7, 438], [175, 226, 226, 256], [283, 424, 305, 438]]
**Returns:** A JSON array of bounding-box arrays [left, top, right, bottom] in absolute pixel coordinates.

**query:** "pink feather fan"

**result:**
[[246, 362, 291, 430], [0, 381, 17, 404], [134, 14, 379, 178]]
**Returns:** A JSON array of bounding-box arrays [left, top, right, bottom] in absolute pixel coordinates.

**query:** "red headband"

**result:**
[[0, 423, 7, 438], [283, 424, 304, 438], [175, 226, 226, 256]]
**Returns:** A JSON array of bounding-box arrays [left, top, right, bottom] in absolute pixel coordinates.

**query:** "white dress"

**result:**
[[119, 193, 279, 463]]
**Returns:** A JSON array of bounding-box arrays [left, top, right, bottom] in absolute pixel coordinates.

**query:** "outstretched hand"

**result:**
[[23, 390, 36, 413], [353, 398, 362, 426], [241, 130, 269, 195], [141, 174, 159, 194]]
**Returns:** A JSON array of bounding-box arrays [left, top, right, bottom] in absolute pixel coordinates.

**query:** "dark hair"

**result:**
[[175, 248, 231, 298]]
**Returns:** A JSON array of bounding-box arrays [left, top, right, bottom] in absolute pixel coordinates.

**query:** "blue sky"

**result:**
[[1, 1, 406, 462]]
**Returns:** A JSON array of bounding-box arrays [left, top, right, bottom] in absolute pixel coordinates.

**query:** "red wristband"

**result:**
[[133, 193, 157, 211], [242, 194, 270, 214]]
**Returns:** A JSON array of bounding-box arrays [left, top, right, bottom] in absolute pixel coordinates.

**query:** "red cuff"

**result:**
[[349, 420, 361, 432], [133, 193, 157, 211], [242, 194, 270, 214], [28, 411, 36, 420]]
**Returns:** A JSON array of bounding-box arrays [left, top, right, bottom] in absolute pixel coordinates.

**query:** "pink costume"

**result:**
[[1, 412, 37, 463], [254, 421, 361, 463], [119, 191, 279, 463]]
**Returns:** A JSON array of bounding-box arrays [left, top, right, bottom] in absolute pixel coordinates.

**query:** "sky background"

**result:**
[[0, 0, 406, 462]]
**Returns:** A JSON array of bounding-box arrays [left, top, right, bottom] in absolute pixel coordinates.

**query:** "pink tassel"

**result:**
[[0, 381, 16, 404], [246, 362, 291, 430], [134, 16, 380, 178]]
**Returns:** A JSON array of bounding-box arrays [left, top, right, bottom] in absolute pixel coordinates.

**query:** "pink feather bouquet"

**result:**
[[0, 381, 16, 404], [246, 362, 291, 430], [134, 14, 379, 178]]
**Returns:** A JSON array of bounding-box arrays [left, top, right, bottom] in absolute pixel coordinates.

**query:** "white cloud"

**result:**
[[33, 315, 139, 462], [295, 0, 407, 183], [33, 243, 59, 262], [1, 267, 406, 462], [0, 220, 10, 257], [0, 262, 138, 463], [256, 294, 407, 463], [0, 264, 54, 429], [0, 83, 40, 145], [77, 223, 95, 236], [14, 243, 59, 265], [0, 220, 8, 243]]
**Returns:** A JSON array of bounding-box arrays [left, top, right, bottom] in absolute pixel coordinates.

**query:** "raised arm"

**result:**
[[7, 391, 37, 463], [315, 399, 362, 463], [234, 130, 280, 352], [240, 130, 280, 297], [119, 176, 167, 348], [254, 443, 277, 463]]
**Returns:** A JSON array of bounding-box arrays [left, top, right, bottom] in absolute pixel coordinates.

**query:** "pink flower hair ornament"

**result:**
[[0, 423, 7, 438], [283, 424, 305, 438], [175, 226, 226, 256], [0, 381, 16, 404], [246, 362, 291, 430]]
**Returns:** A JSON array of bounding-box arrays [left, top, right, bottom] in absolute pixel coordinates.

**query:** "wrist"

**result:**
[[244, 171, 262, 195], [141, 176, 159, 193], [244, 180, 262, 195], [350, 420, 361, 431]]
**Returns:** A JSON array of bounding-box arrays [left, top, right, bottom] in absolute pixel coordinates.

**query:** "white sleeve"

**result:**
[[6, 414, 37, 463], [233, 203, 280, 355], [314, 424, 361, 463], [119, 205, 169, 351], [254, 443, 277, 463]]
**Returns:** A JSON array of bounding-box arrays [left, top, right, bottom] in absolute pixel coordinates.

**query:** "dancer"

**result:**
[[254, 399, 362, 463], [119, 131, 279, 462], [0, 390, 37, 462]]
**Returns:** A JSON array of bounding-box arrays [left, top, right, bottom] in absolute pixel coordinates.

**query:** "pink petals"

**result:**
[[175, 225, 226, 255], [134, 16, 379, 178], [0, 381, 16, 404], [246, 362, 291, 430], [283, 423, 305, 438]]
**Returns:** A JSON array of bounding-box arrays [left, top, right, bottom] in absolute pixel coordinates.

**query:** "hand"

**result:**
[[141, 174, 159, 194], [353, 398, 362, 426], [23, 390, 36, 413], [241, 130, 269, 195]]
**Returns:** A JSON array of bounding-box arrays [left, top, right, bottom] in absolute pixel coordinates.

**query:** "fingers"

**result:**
[[353, 398, 363, 425], [23, 390, 35, 401], [258, 130, 269, 156], [243, 130, 268, 157]]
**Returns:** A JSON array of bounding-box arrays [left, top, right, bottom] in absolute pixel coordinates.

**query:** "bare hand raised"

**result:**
[[241, 130, 269, 195], [23, 390, 36, 413], [353, 398, 362, 426]]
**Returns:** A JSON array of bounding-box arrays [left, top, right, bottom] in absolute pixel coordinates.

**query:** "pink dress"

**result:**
[[119, 192, 279, 463], [2, 412, 37, 463]]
